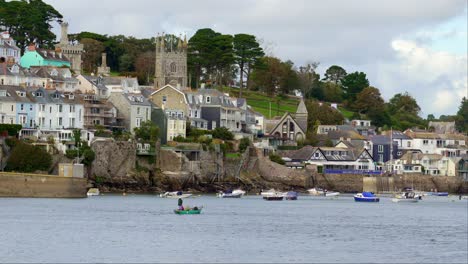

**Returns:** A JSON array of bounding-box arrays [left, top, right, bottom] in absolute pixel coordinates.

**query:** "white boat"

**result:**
[[217, 189, 246, 198], [307, 188, 340, 197], [325, 191, 340, 197], [159, 191, 192, 199], [392, 192, 420, 203], [232, 189, 246, 196], [87, 188, 100, 196], [261, 189, 284, 200]]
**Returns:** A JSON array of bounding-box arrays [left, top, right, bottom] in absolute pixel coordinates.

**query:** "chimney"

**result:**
[[347, 138, 351, 142], [55, 47, 62, 58], [28, 44, 36, 51]]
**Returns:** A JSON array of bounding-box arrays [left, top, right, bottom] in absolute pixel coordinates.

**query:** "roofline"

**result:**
[[151, 84, 188, 105]]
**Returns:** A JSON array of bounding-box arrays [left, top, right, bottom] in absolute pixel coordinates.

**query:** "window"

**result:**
[[70, 118, 75, 128], [69, 105, 75, 113], [19, 115, 26, 124], [170, 62, 176, 73], [58, 104, 63, 113], [136, 118, 142, 128], [407, 141, 411, 147], [378, 145, 384, 153], [29, 105, 32, 111], [195, 110, 198, 118], [93, 119, 101, 125], [20, 104, 24, 111], [162, 95, 167, 104], [58, 117, 63, 126], [206, 96, 211, 103], [314, 152, 320, 158], [379, 154, 384, 162], [423, 140, 429, 145], [137, 107, 140, 115]]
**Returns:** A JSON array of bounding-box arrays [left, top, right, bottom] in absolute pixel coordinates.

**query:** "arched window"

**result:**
[[170, 62, 176, 73]]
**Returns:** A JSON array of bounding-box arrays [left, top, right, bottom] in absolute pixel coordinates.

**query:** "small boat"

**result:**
[[160, 191, 192, 199], [217, 192, 242, 198], [232, 189, 246, 196], [284, 191, 298, 200], [307, 188, 324, 196], [87, 188, 100, 196], [261, 189, 284, 200], [392, 192, 420, 203], [324, 191, 340, 197], [354, 192, 380, 202], [174, 207, 202, 215], [430, 192, 449, 196]]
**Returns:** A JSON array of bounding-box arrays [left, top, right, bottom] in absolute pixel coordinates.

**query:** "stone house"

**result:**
[[76, 75, 110, 98], [108, 93, 152, 133], [149, 84, 189, 116]]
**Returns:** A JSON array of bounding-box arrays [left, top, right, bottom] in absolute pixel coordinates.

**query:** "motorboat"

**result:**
[[284, 191, 298, 200], [354, 192, 380, 202], [324, 191, 340, 197], [392, 192, 420, 203], [430, 192, 449, 197], [307, 188, 324, 196], [261, 189, 284, 200], [160, 191, 192, 199], [87, 188, 100, 196], [217, 190, 242, 198]]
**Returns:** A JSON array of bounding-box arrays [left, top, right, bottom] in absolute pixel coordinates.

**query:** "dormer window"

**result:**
[[10, 65, 19, 74], [16, 91, 25, 97], [51, 69, 58, 76], [0, 90, 6, 97], [36, 92, 43, 97], [69, 94, 74, 100], [53, 93, 60, 99]]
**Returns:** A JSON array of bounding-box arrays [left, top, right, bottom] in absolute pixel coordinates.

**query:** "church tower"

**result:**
[[55, 22, 83, 74], [295, 98, 308, 132], [154, 33, 188, 89]]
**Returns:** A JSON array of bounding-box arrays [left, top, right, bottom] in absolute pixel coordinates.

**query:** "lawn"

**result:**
[[338, 106, 355, 120]]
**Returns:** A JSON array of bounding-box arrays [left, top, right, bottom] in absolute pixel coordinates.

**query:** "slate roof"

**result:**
[[185, 89, 237, 108], [36, 49, 70, 63], [123, 93, 152, 106], [296, 99, 307, 114], [289, 145, 316, 160], [328, 130, 365, 140], [369, 135, 392, 144]]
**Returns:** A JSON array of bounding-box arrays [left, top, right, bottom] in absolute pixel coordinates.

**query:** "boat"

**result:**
[[232, 189, 246, 196], [174, 207, 202, 215], [261, 189, 284, 200], [160, 191, 192, 199], [430, 192, 449, 196], [87, 188, 100, 196], [284, 191, 298, 200], [354, 192, 380, 202], [307, 187, 324, 196], [324, 191, 340, 197], [392, 191, 420, 203], [217, 189, 245, 198]]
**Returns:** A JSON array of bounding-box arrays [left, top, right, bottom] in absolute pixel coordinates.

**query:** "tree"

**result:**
[[305, 100, 344, 131], [211, 34, 235, 86], [5, 142, 52, 172], [0, 0, 63, 53], [297, 63, 320, 99], [212, 127, 234, 141], [81, 38, 105, 74], [135, 51, 155, 85], [341, 72, 369, 103], [134, 120, 160, 142], [250, 56, 284, 95], [188, 28, 220, 88], [233, 34, 264, 97], [323, 65, 347, 84], [455, 97, 468, 132], [353, 86, 385, 113], [321, 82, 343, 103], [427, 114, 436, 121], [387, 92, 421, 116], [239, 137, 250, 153]]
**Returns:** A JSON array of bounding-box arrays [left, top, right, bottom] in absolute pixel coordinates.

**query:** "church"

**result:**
[[154, 34, 188, 90]]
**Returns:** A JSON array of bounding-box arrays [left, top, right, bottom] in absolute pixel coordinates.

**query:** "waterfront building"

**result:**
[[0, 31, 21, 65], [390, 152, 460, 176], [108, 92, 152, 133], [154, 33, 188, 89], [20, 45, 71, 69], [369, 135, 399, 163], [402, 129, 467, 157], [54, 22, 83, 74], [149, 84, 189, 116], [0, 86, 19, 124], [81, 93, 123, 130], [29, 66, 78, 91]]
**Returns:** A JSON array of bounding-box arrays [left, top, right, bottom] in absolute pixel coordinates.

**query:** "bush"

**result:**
[[212, 127, 234, 140], [239, 138, 250, 153], [5, 142, 52, 172], [269, 153, 285, 165], [0, 124, 22, 136], [5, 137, 18, 148]]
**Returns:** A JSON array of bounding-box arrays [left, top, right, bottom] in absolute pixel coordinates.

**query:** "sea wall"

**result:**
[[0, 172, 87, 198], [91, 140, 136, 180]]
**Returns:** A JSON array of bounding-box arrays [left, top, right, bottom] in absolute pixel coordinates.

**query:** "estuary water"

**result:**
[[0, 194, 466, 263]]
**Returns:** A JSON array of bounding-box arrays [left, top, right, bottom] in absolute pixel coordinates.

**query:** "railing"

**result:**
[[324, 169, 383, 175]]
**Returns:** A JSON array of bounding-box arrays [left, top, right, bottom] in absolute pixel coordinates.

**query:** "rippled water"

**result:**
[[0, 194, 466, 263]]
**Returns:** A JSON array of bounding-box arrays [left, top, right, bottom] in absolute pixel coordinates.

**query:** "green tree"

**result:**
[[321, 82, 343, 103], [387, 92, 421, 116], [188, 28, 220, 88], [233, 34, 264, 96], [0, 0, 63, 53], [305, 100, 344, 131], [134, 120, 160, 142], [212, 127, 234, 141], [455, 97, 468, 132], [323, 65, 347, 84], [353, 86, 385, 113], [5, 142, 52, 172], [297, 63, 320, 99], [81, 38, 105, 74], [239, 137, 250, 153], [341, 72, 369, 103], [427, 114, 436, 121]]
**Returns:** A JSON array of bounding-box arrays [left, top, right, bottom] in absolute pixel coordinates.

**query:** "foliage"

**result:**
[[233, 34, 264, 94], [341, 72, 369, 102], [5, 137, 18, 148], [212, 127, 234, 140], [269, 153, 285, 165], [297, 63, 320, 99], [0, 124, 22, 136], [81, 38, 105, 73], [321, 82, 343, 103], [386, 92, 424, 130], [0, 0, 63, 53], [239, 137, 250, 153], [455, 97, 468, 132], [5, 142, 52, 172], [323, 65, 347, 84], [305, 100, 344, 130], [250, 56, 299, 96], [134, 120, 160, 142]]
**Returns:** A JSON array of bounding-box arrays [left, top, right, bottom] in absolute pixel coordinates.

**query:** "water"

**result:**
[[0, 194, 467, 263]]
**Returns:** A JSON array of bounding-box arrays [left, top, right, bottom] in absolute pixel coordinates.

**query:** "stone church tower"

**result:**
[[55, 22, 83, 74], [154, 33, 188, 89], [295, 98, 308, 132]]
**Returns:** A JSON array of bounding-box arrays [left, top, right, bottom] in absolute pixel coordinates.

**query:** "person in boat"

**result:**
[[178, 198, 184, 210]]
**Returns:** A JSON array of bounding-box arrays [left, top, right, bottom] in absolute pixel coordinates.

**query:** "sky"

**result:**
[[44, 0, 468, 117]]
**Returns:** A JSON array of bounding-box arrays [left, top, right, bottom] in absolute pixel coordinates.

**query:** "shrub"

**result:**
[[269, 153, 285, 165], [0, 124, 22, 136], [5, 137, 18, 148], [212, 127, 234, 140], [5, 142, 52, 172], [239, 138, 250, 153]]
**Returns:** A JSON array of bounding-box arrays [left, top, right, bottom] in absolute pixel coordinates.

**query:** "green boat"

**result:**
[[174, 208, 202, 215]]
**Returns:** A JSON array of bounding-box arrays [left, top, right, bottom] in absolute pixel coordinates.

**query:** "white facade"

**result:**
[[0, 32, 21, 64]]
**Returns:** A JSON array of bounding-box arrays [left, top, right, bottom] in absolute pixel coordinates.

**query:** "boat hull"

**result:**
[[218, 193, 242, 198], [285, 196, 297, 200], [263, 196, 284, 201], [174, 209, 202, 215], [354, 197, 380, 202], [160, 193, 192, 199], [392, 198, 418, 203]]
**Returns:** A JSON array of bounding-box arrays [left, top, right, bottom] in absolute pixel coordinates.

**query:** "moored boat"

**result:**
[[261, 189, 284, 200], [354, 192, 380, 202], [217, 192, 242, 198], [392, 192, 420, 203], [284, 191, 298, 200], [430, 192, 449, 196], [160, 191, 192, 199], [325, 191, 340, 197], [87, 188, 100, 196], [307, 188, 340, 197]]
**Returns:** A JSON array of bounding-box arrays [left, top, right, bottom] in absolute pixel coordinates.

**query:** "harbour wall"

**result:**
[[0, 172, 87, 198]]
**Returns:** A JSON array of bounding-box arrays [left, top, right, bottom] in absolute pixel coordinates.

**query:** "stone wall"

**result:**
[[255, 149, 307, 187], [0, 172, 87, 198], [91, 140, 136, 180]]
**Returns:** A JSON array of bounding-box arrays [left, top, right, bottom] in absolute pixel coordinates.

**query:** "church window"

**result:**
[[162, 95, 167, 104], [170, 62, 176, 73]]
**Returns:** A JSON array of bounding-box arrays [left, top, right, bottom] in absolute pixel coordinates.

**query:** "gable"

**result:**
[[269, 112, 305, 135], [151, 84, 188, 105], [309, 149, 326, 161], [358, 150, 373, 160]]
